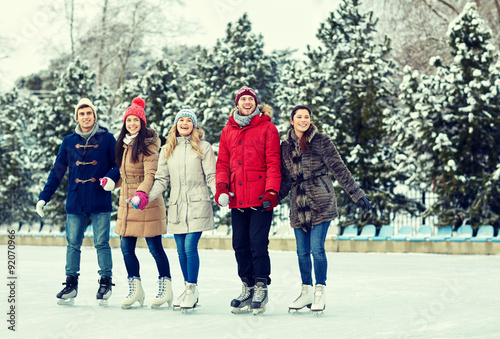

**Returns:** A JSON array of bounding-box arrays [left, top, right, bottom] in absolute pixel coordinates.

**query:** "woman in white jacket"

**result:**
[[147, 109, 216, 311]]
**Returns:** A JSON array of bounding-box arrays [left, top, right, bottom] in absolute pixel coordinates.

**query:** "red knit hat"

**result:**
[[123, 97, 147, 125], [235, 86, 258, 107]]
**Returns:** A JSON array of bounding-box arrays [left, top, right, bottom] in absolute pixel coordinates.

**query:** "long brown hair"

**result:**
[[291, 105, 312, 152], [115, 120, 154, 166]]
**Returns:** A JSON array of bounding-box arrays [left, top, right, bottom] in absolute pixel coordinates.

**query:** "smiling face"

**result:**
[[237, 95, 257, 116], [76, 106, 96, 133], [125, 116, 141, 135], [291, 109, 311, 139], [176, 116, 194, 137]]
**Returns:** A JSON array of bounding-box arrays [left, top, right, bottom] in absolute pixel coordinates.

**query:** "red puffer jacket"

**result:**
[[216, 104, 281, 209]]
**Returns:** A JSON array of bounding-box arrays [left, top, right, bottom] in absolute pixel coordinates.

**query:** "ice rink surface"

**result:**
[[2, 245, 499, 339]]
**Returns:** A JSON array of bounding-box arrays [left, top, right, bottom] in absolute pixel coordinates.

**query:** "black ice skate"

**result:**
[[250, 278, 268, 315], [57, 275, 78, 306], [230, 279, 254, 314], [96, 276, 114, 306]]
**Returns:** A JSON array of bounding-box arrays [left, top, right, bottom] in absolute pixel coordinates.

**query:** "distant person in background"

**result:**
[[278, 105, 371, 314], [101, 97, 171, 309], [215, 86, 281, 315], [146, 109, 216, 311], [36, 98, 119, 305]]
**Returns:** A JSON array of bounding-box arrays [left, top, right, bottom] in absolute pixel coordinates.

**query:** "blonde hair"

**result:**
[[163, 124, 205, 160]]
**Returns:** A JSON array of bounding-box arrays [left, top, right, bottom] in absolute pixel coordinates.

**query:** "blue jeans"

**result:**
[[174, 232, 202, 284], [65, 212, 112, 277], [293, 221, 330, 286], [120, 235, 171, 278]]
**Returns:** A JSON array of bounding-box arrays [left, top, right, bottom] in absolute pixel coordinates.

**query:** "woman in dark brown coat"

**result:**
[[278, 105, 371, 314]]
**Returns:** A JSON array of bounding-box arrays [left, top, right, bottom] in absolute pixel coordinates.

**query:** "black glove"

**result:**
[[357, 196, 372, 210]]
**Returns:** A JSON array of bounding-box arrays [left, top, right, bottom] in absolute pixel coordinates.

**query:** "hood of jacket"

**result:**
[[229, 104, 273, 118]]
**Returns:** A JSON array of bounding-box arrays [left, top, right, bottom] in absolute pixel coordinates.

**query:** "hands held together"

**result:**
[[127, 191, 149, 210], [215, 183, 233, 207], [216, 183, 277, 211]]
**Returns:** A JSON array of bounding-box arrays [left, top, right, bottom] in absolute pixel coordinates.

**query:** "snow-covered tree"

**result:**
[[395, 3, 500, 227], [293, 0, 402, 226], [186, 13, 279, 144], [114, 58, 185, 143], [0, 90, 38, 227], [33, 58, 97, 226]]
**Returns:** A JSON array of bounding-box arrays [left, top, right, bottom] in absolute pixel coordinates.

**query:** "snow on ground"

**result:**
[[2, 245, 500, 339]]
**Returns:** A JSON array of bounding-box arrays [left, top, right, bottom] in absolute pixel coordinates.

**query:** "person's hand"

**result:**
[[126, 191, 149, 210], [357, 196, 372, 210], [99, 177, 115, 191], [217, 192, 234, 207], [258, 190, 278, 211], [36, 200, 46, 217], [215, 183, 230, 207]]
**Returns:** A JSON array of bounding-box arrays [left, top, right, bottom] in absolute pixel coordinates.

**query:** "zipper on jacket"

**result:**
[[122, 145, 130, 234], [183, 141, 189, 232]]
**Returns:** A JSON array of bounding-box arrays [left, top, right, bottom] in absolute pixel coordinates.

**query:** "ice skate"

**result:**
[[172, 282, 187, 311], [56, 276, 78, 306], [288, 284, 313, 313], [180, 283, 199, 314], [151, 277, 173, 309], [311, 284, 325, 316], [230, 280, 254, 314], [96, 276, 114, 306], [121, 277, 145, 309], [251, 278, 268, 315]]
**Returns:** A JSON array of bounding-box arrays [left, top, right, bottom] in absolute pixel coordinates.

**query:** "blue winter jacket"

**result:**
[[38, 125, 120, 214]]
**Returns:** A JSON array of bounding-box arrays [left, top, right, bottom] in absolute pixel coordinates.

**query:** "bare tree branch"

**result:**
[[435, 0, 459, 14]]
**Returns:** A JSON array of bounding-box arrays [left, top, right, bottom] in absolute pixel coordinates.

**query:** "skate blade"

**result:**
[[121, 305, 145, 310], [97, 299, 110, 307], [313, 310, 324, 316], [252, 307, 266, 315], [231, 306, 252, 314], [57, 298, 75, 306], [151, 303, 173, 310], [180, 302, 199, 314], [288, 304, 312, 314]]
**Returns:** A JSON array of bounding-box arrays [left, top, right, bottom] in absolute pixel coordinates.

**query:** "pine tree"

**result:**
[[302, 0, 402, 226], [186, 13, 279, 144], [396, 3, 500, 227], [114, 58, 185, 144], [0, 90, 38, 227], [34, 58, 97, 226]]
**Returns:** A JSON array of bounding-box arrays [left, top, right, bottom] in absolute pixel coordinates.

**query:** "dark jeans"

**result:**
[[120, 235, 171, 278], [174, 232, 202, 284], [293, 221, 330, 285], [231, 207, 273, 286]]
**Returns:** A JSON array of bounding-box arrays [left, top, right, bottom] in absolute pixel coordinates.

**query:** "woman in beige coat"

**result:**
[[145, 109, 216, 311], [102, 97, 171, 309]]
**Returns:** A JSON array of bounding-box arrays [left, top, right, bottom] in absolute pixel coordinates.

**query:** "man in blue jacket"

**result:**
[[36, 98, 120, 305]]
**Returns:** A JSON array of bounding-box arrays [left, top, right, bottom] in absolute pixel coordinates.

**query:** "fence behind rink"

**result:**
[[210, 186, 441, 238]]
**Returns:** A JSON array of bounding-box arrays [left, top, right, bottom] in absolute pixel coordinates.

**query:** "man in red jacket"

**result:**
[[215, 86, 281, 315]]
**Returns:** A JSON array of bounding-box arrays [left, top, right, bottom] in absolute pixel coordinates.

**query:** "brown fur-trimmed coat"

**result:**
[[278, 124, 365, 230]]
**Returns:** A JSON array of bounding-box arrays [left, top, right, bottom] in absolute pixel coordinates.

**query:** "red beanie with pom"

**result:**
[[123, 97, 147, 125]]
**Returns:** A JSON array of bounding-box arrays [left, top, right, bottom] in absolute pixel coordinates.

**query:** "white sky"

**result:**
[[0, 0, 340, 91]]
